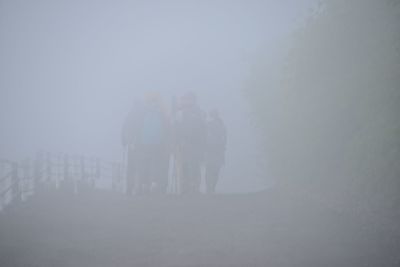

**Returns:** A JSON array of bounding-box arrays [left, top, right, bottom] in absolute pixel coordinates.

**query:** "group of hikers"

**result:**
[[121, 91, 227, 195]]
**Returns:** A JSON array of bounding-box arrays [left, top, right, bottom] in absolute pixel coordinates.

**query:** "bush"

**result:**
[[246, 0, 400, 216]]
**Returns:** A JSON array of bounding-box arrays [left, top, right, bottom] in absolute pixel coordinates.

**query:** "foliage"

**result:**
[[246, 0, 400, 215]]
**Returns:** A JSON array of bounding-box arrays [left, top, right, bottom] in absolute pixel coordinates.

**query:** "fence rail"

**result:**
[[0, 152, 124, 211]]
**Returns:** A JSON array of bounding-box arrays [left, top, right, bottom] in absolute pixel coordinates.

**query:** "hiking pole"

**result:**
[[170, 95, 179, 194], [121, 145, 128, 193], [171, 152, 179, 194], [168, 154, 175, 194]]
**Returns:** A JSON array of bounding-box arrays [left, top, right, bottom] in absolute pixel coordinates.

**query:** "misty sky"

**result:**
[[0, 0, 314, 192]]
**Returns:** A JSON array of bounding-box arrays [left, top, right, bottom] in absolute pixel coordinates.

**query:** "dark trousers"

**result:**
[[205, 162, 222, 194], [136, 145, 169, 194], [126, 148, 137, 195], [181, 160, 202, 194]]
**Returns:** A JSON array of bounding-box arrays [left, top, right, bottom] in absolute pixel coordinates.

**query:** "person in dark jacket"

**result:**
[[205, 109, 227, 194], [174, 92, 206, 194]]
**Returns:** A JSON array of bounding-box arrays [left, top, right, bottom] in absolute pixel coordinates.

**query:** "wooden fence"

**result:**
[[0, 152, 124, 211]]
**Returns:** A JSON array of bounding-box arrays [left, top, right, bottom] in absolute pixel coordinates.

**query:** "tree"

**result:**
[[246, 0, 400, 216]]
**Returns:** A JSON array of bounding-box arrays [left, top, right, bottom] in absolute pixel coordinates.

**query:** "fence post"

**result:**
[[95, 158, 101, 181], [11, 162, 21, 203], [111, 163, 116, 191], [46, 152, 52, 182], [21, 159, 31, 200], [63, 154, 70, 182], [72, 155, 78, 194], [34, 152, 43, 189], [112, 163, 122, 192], [80, 156, 86, 182]]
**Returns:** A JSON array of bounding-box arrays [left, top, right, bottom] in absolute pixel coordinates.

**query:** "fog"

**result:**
[[1, 0, 399, 266], [0, 0, 312, 192]]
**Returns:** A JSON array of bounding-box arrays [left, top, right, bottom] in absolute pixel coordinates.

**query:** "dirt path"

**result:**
[[0, 191, 399, 267]]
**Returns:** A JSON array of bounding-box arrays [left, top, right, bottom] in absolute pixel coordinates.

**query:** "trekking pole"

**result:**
[[170, 153, 178, 194], [170, 95, 179, 194], [121, 145, 128, 193], [168, 154, 174, 194]]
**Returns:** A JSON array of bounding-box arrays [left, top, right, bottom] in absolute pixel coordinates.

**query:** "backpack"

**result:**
[[207, 119, 226, 150], [181, 109, 206, 142], [139, 109, 165, 145], [177, 107, 207, 159]]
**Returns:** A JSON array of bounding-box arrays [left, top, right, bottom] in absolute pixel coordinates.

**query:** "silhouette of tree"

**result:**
[[247, 0, 400, 217]]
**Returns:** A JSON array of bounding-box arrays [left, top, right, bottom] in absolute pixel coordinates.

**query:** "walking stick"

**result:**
[[120, 145, 128, 193], [169, 95, 180, 194]]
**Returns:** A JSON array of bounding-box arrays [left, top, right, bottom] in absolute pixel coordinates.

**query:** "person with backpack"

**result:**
[[205, 109, 227, 194], [174, 92, 206, 194], [137, 92, 171, 194], [122, 92, 171, 195]]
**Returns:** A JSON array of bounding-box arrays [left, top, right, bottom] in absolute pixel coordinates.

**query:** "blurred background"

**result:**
[[1, 1, 400, 266], [0, 0, 313, 193]]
